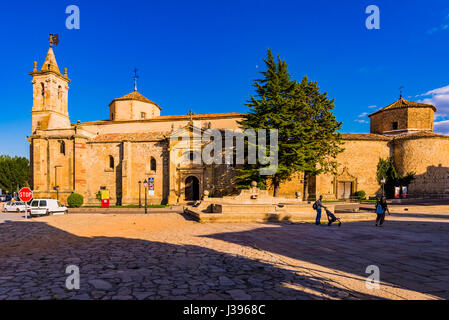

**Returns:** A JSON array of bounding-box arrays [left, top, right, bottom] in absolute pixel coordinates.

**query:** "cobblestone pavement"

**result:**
[[0, 210, 448, 300]]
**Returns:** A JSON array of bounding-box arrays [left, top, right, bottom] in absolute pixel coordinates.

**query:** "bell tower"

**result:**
[[30, 35, 71, 132]]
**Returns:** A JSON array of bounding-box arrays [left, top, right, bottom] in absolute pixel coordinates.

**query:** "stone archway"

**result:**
[[185, 176, 200, 201]]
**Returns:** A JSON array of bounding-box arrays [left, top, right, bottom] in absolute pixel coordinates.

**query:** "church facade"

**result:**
[[28, 44, 449, 205]]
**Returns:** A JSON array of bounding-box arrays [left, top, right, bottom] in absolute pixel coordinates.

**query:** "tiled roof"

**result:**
[[154, 112, 244, 121], [341, 133, 392, 141], [110, 91, 161, 109], [369, 97, 436, 117], [90, 132, 168, 143], [392, 131, 449, 141], [77, 112, 244, 126]]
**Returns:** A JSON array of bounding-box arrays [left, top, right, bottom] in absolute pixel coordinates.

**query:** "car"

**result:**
[[3, 201, 27, 212], [0, 194, 12, 202], [29, 199, 68, 217]]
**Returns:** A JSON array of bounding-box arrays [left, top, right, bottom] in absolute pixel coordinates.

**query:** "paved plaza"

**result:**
[[0, 208, 448, 300]]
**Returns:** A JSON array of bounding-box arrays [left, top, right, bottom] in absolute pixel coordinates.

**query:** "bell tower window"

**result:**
[[150, 157, 157, 171], [392, 122, 398, 130], [109, 156, 114, 169], [59, 141, 66, 155]]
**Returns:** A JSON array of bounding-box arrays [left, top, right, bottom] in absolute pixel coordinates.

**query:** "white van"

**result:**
[[29, 199, 68, 217]]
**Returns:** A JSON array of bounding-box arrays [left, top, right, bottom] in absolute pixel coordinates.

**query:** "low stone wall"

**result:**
[[67, 206, 182, 214], [185, 205, 375, 223]]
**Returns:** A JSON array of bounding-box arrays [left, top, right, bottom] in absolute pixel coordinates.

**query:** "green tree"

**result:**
[[0, 155, 30, 193], [236, 49, 343, 197], [377, 157, 415, 198]]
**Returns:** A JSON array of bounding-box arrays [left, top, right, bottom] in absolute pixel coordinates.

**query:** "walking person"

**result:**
[[381, 196, 390, 215], [375, 196, 385, 227], [313, 195, 326, 226]]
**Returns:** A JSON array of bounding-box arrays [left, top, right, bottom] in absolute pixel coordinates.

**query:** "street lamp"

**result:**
[[143, 179, 148, 214], [138, 181, 142, 208], [54, 186, 60, 201], [380, 178, 386, 198]]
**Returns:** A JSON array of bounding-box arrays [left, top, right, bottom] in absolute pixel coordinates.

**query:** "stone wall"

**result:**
[[370, 108, 408, 134], [316, 138, 391, 199], [393, 136, 449, 195], [407, 107, 434, 132]]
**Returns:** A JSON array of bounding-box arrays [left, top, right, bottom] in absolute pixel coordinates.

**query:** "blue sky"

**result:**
[[1, 0, 449, 157]]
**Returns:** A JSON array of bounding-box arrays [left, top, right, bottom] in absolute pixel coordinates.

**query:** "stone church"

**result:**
[[28, 43, 449, 205]]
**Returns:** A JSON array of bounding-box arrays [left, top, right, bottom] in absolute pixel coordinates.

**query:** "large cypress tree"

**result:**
[[236, 49, 343, 198]]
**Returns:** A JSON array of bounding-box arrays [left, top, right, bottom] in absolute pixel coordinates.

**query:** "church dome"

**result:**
[[109, 91, 161, 109]]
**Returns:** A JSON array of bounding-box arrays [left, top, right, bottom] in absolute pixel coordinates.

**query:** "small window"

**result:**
[[151, 157, 157, 171], [109, 156, 114, 169], [59, 141, 66, 155], [58, 86, 62, 99], [41, 83, 45, 97], [392, 122, 398, 130], [189, 151, 195, 161], [39, 200, 47, 207], [31, 200, 39, 207], [141, 112, 146, 119]]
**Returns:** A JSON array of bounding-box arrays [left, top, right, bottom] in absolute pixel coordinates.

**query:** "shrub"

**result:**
[[67, 192, 84, 208], [354, 190, 366, 200]]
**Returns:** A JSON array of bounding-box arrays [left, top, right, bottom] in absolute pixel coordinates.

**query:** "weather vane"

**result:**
[[49, 34, 59, 47], [133, 68, 139, 91], [399, 86, 404, 99]]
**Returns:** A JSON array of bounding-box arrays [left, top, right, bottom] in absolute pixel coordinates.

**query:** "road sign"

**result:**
[[19, 187, 33, 202], [148, 177, 155, 196], [19, 187, 32, 220]]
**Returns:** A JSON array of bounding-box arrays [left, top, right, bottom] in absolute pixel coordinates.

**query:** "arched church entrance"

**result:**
[[185, 176, 200, 201]]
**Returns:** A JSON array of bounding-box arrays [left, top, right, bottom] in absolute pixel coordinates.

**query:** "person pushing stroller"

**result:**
[[313, 195, 342, 227], [325, 208, 342, 227]]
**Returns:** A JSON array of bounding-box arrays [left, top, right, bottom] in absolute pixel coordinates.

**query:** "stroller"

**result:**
[[325, 208, 342, 227]]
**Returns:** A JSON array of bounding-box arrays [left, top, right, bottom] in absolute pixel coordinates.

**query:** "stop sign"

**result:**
[[19, 187, 33, 202]]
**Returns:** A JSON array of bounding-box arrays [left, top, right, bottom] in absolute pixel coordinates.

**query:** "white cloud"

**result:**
[[417, 84, 449, 117], [427, 13, 449, 34], [434, 120, 449, 135], [358, 112, 369, 118], [354, 119, 369, 124], [367, 105, 377, 109]]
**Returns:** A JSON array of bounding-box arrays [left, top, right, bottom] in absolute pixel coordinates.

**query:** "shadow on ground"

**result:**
[[0, 220, 381, 300], [202, 216, 449, 300]]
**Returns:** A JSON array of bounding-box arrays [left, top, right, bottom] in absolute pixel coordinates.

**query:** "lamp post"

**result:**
[[143, 179, 148, 214], [381, 178, 386, 198], [138, 181, 142, 208], [54, 186, 60, 201]]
